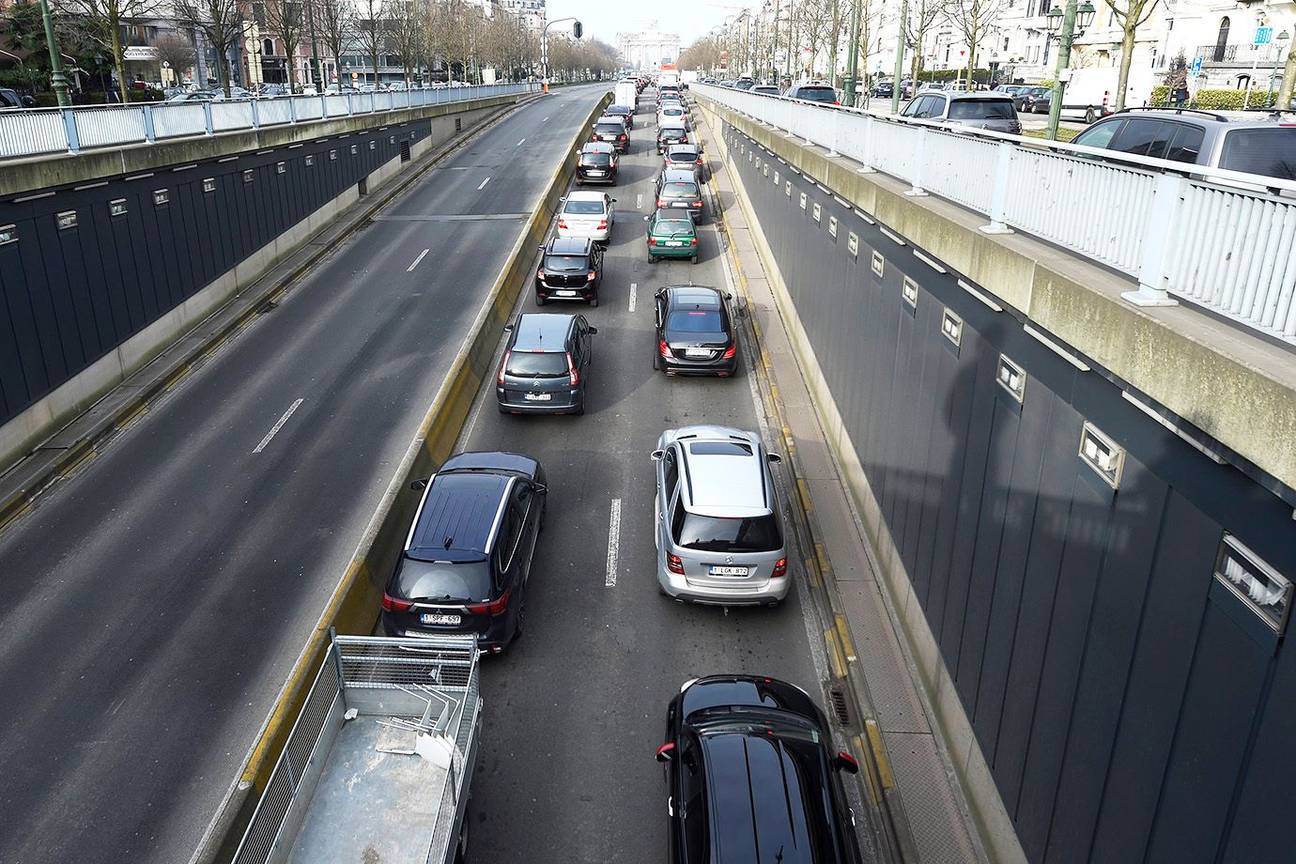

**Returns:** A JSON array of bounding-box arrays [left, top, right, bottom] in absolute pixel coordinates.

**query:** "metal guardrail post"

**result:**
[[202, 101, 214, 135], [141, 104, 157, 143], [320, 93, 327, 119], [289, 97, 297, 124], [62, 108, 80, 153], [857, 116, 877, 174], [346, 93, 354, 116], [250, 98, 260, 129], [1122, 172, 1182, 308], [980, 142, 1015, 234], [905, 127, 929, 197]]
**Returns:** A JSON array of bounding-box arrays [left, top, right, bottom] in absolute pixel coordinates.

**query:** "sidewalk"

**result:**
[[701, 112, 988, 864]]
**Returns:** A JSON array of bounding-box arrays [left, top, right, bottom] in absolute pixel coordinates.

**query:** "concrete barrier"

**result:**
[[192, 88, 612, 864]]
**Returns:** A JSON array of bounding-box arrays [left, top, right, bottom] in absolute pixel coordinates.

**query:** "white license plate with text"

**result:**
[[421, 613, 461, 625], [524, 392, 552, 401], [709, 565, 749, 577]]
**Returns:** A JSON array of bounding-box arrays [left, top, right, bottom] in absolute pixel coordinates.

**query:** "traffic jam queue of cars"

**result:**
[[379, 77, 869, 862]]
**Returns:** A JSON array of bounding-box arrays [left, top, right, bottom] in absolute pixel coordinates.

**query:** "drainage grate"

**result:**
[[828, 685, 852, 726]]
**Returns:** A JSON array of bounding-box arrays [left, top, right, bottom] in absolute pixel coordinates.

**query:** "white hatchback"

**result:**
[[557, 191, 615, 244], [657, 104, 690, 129]]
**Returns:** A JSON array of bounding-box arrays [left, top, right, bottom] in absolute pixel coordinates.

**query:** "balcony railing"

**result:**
[[1195, 42, 1279, 64], [0, 82, 538, 161], [694, 82, 1296, 345]]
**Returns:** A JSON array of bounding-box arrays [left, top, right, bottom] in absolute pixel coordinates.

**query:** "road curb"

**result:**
[[697, 103, 921, 864], [0, 93, 541, 543], [190, 87, 612, 864]]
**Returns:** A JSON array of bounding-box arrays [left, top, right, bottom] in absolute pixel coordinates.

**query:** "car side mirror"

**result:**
[[834, 751, 859, 774], [655, 742, 676, 763], [611, 198, 617, 202], [650, 449, 665, 462], [726, 292, 734, 301], [21, 95, 35, 107], [409, 478, 428, 491], [767, 453, 782, 464], [588, 326, 598, 335], [532, 482, 548, 495]]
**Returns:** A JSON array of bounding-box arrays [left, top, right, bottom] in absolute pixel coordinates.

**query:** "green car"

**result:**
[[644, 210, 699, 263]]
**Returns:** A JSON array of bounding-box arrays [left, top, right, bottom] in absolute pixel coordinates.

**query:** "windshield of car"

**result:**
[[394, 558, 491, 602], [595, 123, 623, 136], [564, 199, 606, 214], [794, 86, 837, 103], [673, 511, 782, 552], [667, 309, 723, 332], [949, 98, 1016, 120], [663, 181, 699, 198], [1219, 128, 1296, 180], [544, 254, 588, 271], [505, 350, 569, 377], [668, 149, 700, 162], [655, 219, 695, 235], [580, 152, 612, 166]]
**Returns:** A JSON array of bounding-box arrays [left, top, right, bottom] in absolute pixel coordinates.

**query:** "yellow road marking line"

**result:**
[[114, 401, 149, 433], [866, 719, 895, 790], [797, 477, 812, 514], [0, 501, 33, 534], [835, 613, 856, 663], [825, 627, 847, 679], [61, 447, 98, 479]]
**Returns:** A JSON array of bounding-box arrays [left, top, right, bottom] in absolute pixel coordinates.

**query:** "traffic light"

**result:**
[[572, 20, 583, 39]]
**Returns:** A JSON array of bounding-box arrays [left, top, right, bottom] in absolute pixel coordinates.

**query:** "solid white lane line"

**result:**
[[629, 282, 637, 312], [406, 248, 430, 271], [605, 498, 622, 587], [517, 137, 526, 146], [477, 176, 491, 191], [253, 398, 303, 453], [636, 193, 643, 210]]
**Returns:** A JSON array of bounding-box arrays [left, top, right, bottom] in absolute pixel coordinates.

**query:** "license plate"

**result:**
[[588, 170, 605, 176], [709, 565, 749, 577], [556, 290, 578, 297], [665, 241, 683, 247], [420, 613, 461, 625], [524, 392, 552, 401], [685, 348, 712, 358]]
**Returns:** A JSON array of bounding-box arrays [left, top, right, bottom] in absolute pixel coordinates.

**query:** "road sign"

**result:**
[[1255, 26, 1273, 45], [1190, 56, 1203, 76]]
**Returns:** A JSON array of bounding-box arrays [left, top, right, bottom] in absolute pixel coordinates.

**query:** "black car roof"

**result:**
[[546, 236, 593, 255], [681, 675, 820, 724], [407, 471, 508, 561], [512, 313, 575, 350], [666, 285, 722, 307]]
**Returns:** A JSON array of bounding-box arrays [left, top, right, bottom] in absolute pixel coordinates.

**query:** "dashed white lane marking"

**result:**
[[517, 137, 526, 146], [629, 282, 637, 313], [636, 193, 643, 210], [253, 398, 303, 453], [605, 498, 622, 587], [406, 248, 430, 271], [543, 116, 549, 122], [477, 177, 491, 191]]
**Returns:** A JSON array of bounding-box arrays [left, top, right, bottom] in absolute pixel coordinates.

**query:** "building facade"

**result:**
[[617, 24, 681, 70]]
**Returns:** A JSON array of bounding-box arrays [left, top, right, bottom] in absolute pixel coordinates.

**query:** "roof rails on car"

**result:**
[[1117, 106, 1231, 122]]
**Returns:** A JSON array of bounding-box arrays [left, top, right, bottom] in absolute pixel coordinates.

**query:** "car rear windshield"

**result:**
[[661, 128, 687, 139], [949, 99, 1016, 120], [672, 511, 782, 553], [506, 350, 568, 377], [595, 123, 623, 135], [656, 219, 694, 235], [580, 152, 611, 166], [667, 309, 723, 332], [794, 86, 837, 103], [394, 559, 491, 602], [1219, 129, 1296, 181], [669, 149, 699, 162], [663, 181, 699, 198], [544, 254, 588, 271], [564, 199, 605, 214]]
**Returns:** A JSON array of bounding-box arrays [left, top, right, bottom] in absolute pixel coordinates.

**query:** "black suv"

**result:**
[[576, 141, 618, 185], [382, 451, 547, 653], [656, 675, 864, 864], [657, 124, 690, 153], [592, 119, 629, 152], [497, 313, 597, 415], [654, 168, 705, 222], [654, 285, 737, 376], [535, 236, 603, 306]]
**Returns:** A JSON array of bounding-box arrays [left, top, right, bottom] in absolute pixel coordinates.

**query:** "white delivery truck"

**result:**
[[614, 80, 639, 110], [230, 634, 481, 864]]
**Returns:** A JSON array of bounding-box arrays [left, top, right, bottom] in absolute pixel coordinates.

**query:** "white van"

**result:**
[[615, 80, 638, 111]]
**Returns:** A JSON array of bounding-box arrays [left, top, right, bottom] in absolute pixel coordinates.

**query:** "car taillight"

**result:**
[[659, 338, 671, 358], [690, 237, 698, 246], [567, 351, 579, 385], [833, 100, 840, 106], [586, 271, 597, 281], [466, 588, 510, 616], [771, 557, 787, 578], [382, 592, 413, 612], [536, 268, 545, 279], [596, 220, 607, 229], [657, 199, 666, 208], [691, 201, 702, 208], [498, 350, 510, 385], [722, 343, 736, 359], [558, 219, 568, 229], [649, 237, 657, 246], [667, 554, 685, 574], [619, 134, 627, 140]]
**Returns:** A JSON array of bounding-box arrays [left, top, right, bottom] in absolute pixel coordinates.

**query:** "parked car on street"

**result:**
[[1016, 86, 1051, 112], [652, 285, 736, 372], [651, 424, 787, 604], [535, 236, 603, 306], [784, 80, 839, 105], [655, 675, 865, 863], [576, 141, 618, 185], [381, 451, 548, 651], [496, 313, 597, 415], [557, 191, 615, 244], [899, 92, 1022, 135], [654, 168, 705, 222], [0, 88, 35, 108], [644, 210, 700, 263], [752, 84, 780, 96]]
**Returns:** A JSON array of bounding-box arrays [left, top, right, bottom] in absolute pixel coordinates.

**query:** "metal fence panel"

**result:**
[[324, 94, 349, 118], [210, 101, 254, 132], [293, 96, 323, 121], [151, 102, 208, 139], [73, 106, 146, 149], [0, 109, 67, 157]]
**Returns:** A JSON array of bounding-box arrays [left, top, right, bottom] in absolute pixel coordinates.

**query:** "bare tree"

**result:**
[[172, 0, 242, 96], [51, 0, 159, 102], [314, 0, 353, 87], [904, 0, 948, 86], [354, 0, 386, 86], [945, 0, 1002, 85], [386, 0, 422, 85], [1101, 0, 1160, 110], [152, 31, 196, 86], [679, 35, 724, 74], [261, 0, 309, 89]]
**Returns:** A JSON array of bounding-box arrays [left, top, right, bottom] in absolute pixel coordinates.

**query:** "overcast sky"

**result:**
[[545, 0, 753, 48]]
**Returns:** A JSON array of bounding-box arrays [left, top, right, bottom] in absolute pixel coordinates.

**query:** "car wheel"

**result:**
[[512, 592, 526, 640], [1085, 107, 1096, 124], [574, 398, 585, 416], [535, 294, 546, 306]]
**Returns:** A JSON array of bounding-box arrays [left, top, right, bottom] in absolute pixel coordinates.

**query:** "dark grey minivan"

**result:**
[[496, 313, 596, 415]]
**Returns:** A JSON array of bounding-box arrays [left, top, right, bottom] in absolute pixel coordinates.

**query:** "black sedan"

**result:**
[[653, 285, 738, 376], [576, 142, 618, 185], [656, 675, 864, 864], [535, 236, 603, 306], [382, 452, 547, 653]]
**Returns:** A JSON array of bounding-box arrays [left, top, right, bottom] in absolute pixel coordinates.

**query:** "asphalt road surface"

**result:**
[[0, 84, 606, 864], [454, 92, 875, 863]]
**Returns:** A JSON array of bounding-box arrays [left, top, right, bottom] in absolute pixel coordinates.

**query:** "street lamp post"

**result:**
[[37, 0, 70, 107], [1044, 0, 1096, 140], [844, 0, 862, 105], [890, 0, 908, 112], [1273, 30, 1291, 101], [540, 17, 581, 93]]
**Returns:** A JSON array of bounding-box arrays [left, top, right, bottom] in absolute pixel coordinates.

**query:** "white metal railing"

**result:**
[[694, 83, 1296, 343], [0, 82, 538, 161]]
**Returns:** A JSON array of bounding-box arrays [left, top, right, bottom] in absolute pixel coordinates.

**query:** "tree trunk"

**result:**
[[1280, 42, 1296, 110], [286, 38, 298, 89], [217, 44, 231, 97], [1114, 22, 1136, 110], [967, 36, 977, 89], [110, 17, 129, 103]]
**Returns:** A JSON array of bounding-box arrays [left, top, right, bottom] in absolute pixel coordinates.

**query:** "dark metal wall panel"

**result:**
[[0, 120, 428, 427]]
